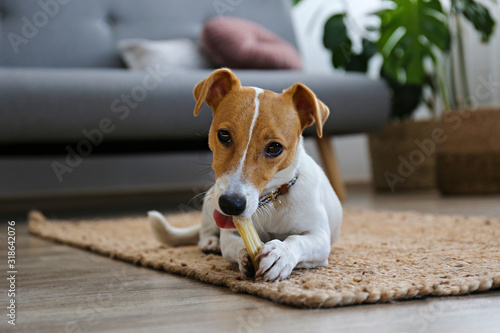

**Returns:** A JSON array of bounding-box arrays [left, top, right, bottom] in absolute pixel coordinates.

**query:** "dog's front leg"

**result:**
[[255, 228, 331, 282], [198, 189, 221, 254], [220, 229, 256, 278]]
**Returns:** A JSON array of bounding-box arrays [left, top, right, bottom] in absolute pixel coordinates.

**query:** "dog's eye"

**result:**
[[217, 129, 232, 145], [266, 142, 283, 157]]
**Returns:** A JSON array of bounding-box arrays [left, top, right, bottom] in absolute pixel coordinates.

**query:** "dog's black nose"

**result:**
[[219, 194, 246, 216]]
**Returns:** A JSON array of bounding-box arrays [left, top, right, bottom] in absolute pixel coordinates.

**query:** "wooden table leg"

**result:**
[[314, 135, 347, 201]]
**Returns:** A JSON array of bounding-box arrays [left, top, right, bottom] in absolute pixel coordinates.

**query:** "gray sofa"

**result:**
[[0, 0, 390, 205]]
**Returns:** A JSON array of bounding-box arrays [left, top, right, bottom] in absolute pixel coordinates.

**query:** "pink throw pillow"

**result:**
[[201, 17, 302, 70]]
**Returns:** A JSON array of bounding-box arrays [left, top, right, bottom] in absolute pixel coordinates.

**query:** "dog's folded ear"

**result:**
[[193, 68, 241, 116], [283, 83, 330, 137]]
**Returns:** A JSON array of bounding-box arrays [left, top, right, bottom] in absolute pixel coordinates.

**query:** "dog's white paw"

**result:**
[[255, 239, 297, 282], [198, 236, 221, 254], [238, 248, 255, 279]]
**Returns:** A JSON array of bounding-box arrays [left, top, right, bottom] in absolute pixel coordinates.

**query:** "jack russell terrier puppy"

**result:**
[[149, 68, 342, 282]]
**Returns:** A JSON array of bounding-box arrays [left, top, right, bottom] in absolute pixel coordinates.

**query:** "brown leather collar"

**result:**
[[258, 173, 299, 208]]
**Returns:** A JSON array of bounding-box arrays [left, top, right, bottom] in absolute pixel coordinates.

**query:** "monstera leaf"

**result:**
[[345, 38, 378, 72], [452, 0, 496, 42], [323, 14, 375, 72], [377, 0, 450, 85], [323, 13, 353, 69]]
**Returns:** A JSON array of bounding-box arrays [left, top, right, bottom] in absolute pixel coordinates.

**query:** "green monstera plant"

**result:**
[[320, 0, 496, 120]]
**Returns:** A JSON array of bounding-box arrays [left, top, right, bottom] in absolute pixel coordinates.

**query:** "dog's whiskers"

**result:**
[[201, 194, 215, 220], [254, 203, 275, 222], [193, 167, 214, 180]]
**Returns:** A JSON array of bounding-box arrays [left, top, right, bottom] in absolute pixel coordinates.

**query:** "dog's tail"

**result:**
[[148, 211, 200, 246]]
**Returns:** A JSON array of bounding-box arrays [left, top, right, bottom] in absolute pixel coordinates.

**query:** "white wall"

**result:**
[[291, 0, 500, 183], [460, 3, 500, 107]]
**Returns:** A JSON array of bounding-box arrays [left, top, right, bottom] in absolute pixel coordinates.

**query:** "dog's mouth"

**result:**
[[213, 210, 236, 229]]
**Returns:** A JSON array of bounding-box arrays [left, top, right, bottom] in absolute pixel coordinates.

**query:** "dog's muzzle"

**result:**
[[219, 193, 247, 216]]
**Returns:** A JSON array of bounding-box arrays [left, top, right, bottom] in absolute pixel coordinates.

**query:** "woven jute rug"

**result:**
[[28, 209, 500, 308]]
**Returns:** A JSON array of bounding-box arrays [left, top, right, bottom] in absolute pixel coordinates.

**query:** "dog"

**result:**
[[149, 68, 342, 282]]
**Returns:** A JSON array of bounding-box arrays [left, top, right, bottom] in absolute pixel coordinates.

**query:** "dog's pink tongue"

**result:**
[[213, 210, 236, 229]]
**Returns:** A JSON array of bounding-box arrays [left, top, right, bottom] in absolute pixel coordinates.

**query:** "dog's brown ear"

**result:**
[[193, 68, 241, 116], [283, 83, 330, 137]]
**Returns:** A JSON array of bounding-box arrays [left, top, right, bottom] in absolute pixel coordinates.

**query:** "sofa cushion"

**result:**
[[201, 17, 302, 70], [0, 68, 389, 145], [118, 38, 212, 71], [0, 0, 298, 68]]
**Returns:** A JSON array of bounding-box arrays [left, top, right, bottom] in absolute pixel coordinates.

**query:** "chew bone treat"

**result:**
[[233, 217, 263, 270]]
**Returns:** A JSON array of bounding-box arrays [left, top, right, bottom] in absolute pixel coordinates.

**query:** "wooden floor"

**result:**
[[2, 184, 500, 333]]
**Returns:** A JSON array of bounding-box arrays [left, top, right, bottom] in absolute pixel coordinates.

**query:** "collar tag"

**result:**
[[258, 172, 298, 209]]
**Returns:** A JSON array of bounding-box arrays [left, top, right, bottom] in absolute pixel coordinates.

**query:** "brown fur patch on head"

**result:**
[[241, 90, 302, 192], [208, 87, 257, 179], [194, 69, 330, 195], [208, 88, 303, 193]]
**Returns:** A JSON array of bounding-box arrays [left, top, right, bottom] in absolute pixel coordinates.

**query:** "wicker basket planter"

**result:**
[[369, 120, 439, 192], [436, 108, 500, 195]]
